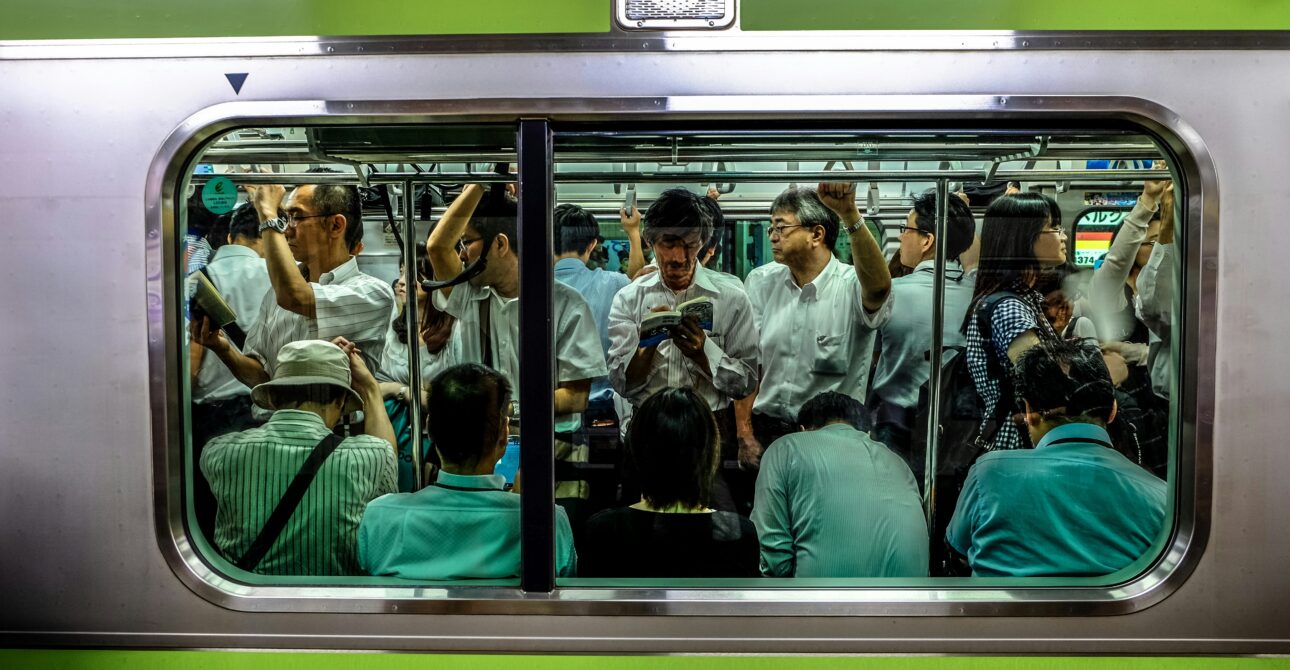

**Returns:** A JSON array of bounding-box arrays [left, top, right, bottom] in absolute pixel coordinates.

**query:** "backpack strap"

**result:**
[[236, 433, 344, 572]]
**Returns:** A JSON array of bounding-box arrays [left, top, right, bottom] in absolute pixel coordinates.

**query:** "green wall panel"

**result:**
[[741, 0, 1290, 31], [3, 0, 607, 40]]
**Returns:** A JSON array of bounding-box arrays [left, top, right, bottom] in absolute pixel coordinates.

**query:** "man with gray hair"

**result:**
[[735, 183, 892, 468], [202, 338, 397, 576]]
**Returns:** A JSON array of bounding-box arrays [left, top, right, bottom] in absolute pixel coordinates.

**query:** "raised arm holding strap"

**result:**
[[236, 433, 344, 572]]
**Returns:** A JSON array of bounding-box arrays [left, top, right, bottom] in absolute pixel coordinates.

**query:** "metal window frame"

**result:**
[[146, 94, 1214, 617]]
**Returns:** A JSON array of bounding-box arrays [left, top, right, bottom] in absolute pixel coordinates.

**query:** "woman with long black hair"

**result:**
[[962, 193, 1069, 451]]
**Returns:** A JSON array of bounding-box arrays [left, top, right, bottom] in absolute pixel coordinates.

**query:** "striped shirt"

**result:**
[[201, 410, 397, 575], [243, 256, 395, 378], [607, 263, 760, 411]]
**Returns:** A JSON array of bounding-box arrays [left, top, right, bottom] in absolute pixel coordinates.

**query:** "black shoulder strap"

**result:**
[[236, 433, 344, 572], [478, 298, 494, 369]]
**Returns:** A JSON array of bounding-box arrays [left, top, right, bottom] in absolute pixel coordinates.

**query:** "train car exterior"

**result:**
[[3, 1, 1290, 668]]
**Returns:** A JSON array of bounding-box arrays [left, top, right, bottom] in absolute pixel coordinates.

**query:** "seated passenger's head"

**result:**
[[250, 340, 364, 427], [798, 391, 871, 433], [643, 188, 714, 290], [1013, 339, 1118, 442], [976, 193, 1066, 288], [553, 203, 602, 262], [461, 185, 519, 289], [768, 187, 840, 266], [626, 388, 720, 511], [426, 363, 512, 475], [282, 176, 364, 265], [901, 188, 976, 269]]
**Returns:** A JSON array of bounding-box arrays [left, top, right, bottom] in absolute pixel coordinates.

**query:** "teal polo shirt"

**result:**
[[357, 471, 577, 579], [946, 423, 1167, 577]]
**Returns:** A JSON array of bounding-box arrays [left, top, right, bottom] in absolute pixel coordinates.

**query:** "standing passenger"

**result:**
[[962, 193, 1068, 451], [606, 188, 760, 510], [191, 180, 395, 397], [736, 183, 892, 468], [425, 184, 606, 518], [868, 189, 976, 466], [751, 392, 928, 578]]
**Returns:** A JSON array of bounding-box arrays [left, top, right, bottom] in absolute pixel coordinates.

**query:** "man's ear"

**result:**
[[585, 239, 599, 257], [1022, 399, 1041, 427], [329, 213, 348, 240], [493, 233, 511, 257], [1107, 398, 1119, 425], [922, 231, 937, 256]]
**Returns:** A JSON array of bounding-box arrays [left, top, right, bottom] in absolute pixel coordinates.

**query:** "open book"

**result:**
[[639, 296, 714, 348], [189, 271, 247, 349]]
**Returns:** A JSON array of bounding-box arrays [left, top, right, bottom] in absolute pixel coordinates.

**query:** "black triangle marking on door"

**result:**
[[225, 73, 249, 95]]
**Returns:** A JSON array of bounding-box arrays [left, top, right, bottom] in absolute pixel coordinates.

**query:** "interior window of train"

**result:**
[[551, 129, 1180, 587], [180, 124, 534, 585]]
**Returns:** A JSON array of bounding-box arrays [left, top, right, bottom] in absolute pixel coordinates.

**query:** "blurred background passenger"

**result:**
[[752, 392, 928, 578], [962, 192, 1067, 451], [580, 388, 759, 578], [359, 363, 577, 579], [946, 339, 1166, 577]]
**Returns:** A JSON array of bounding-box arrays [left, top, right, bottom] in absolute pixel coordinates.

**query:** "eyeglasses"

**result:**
[[283, 212, 332, 227], [766, 223, 806, 238], [1040, 227, 1067, 236], [898, 225, 929, 236], [456, 236, 484, 254]]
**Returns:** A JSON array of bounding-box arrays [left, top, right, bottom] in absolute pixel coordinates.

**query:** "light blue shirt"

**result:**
[[946, 422, 1167, 577], [555, 258, 630, 400], [357, 470, 577, 579], [870, 260, 975, 409], [751, 424, 929, 578]]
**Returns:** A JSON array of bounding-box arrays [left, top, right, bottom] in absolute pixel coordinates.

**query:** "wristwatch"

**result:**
[[258, 216, 289, 234], [845, 218, 866, 235]]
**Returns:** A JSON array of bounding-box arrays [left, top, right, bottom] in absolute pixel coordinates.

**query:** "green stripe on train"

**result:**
[[5, 0, 1290, 39], [4, 652, 1290, 669]]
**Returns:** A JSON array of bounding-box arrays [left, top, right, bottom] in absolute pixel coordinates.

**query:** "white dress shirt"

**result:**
[[607, 263, 759, 411], [191, 244, 271, 404], [243, 256, 395, 378], [432, 280, 607, 432], [743, 257, 891, 423]]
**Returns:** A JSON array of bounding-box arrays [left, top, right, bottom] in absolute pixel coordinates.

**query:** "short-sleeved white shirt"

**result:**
[[192, 244, 271, 403], [244, 256, 395, 377], [607, 263, 760, 411], [432, 279, 607, 431], [743, 256, 890, 423]]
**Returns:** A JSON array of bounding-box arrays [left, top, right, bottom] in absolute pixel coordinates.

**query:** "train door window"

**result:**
[[550, 128, 1179, 589], [180, 123, 530, 587]]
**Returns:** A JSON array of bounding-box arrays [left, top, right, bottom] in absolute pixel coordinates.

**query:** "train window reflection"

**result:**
[[176, 123, 1182, 592]]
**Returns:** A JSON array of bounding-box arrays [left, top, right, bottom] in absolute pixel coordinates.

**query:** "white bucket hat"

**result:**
[[250, 340, 364, 415]]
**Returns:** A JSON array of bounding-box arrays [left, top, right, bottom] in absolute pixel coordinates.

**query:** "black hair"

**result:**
[[643, 188, 713, 245], [227, 203, 262, 242], [266, 383, 348, 410], [553, 203, 601, 255], [626, 388, 720, 509], [1012, 338, 1117, 425], [797, 391, 871, 432], [769, 187, 841, 251], [302, 167, 364, 253], [910, 188, 976, 262], [963, 192, 1062, 331], [391, 241, 429, 346], [186, 190, 220, 239], [426, 363, 511, 468], [698, 197, 726, 261], [471, 184, 519, 252]]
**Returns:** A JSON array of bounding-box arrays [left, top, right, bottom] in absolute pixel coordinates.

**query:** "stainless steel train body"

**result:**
[[1, 28, 1287, 655]]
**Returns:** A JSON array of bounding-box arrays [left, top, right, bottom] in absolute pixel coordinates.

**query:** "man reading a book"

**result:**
[[607, 188, 760, 511], [191, 180, 395, 403]]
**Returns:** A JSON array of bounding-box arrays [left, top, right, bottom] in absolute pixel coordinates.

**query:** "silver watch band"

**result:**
[[259, 217, 288, 234]]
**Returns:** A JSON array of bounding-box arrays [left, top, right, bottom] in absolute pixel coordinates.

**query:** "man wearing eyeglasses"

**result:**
[[607, 187, 760, 511], [735, 184, 893, 470], [425, 184, 606, 512], [192, 180, 395, 394]]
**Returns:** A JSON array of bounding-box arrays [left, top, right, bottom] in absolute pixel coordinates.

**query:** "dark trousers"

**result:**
[[191, 395, 258, 541], [870, 398, 925, 492]]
